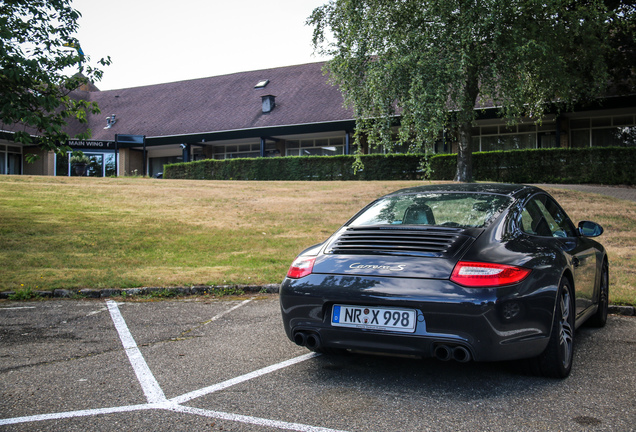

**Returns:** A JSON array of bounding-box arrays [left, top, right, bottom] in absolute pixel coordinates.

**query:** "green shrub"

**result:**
[[164, 147, 636, 184], [164, 154, 426, 181], [428, 147, 636, 184]]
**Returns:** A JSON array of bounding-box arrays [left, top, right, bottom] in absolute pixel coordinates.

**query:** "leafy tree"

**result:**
[[0, 0, 110, 160], [604, 1, 636, 94], [309, 0, 616, 181]]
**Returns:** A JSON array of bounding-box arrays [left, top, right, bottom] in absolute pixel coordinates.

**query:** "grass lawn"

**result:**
[[0, 176, 634, 305]]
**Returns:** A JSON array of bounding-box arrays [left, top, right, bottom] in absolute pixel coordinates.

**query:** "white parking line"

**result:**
[[179, 298, 254, 338], [0, 404, 154, 426], [172, 405, 349, 432], [107, 300, 167, 404], [1, 401, 348, 432], [0, 306, 36, 310], [202, 298, 253, 325], [170, 352, 319, 404], [0, 299, 349, 432], [86, 306, 108, 316]]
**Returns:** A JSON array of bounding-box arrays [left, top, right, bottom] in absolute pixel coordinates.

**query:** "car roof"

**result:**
[[384, 183, 542, 199]]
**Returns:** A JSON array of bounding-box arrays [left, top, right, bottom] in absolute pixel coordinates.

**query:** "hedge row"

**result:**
[[164, 154, 423, 181], [443, 147, 636, 184], [163, 147, 636, 185]]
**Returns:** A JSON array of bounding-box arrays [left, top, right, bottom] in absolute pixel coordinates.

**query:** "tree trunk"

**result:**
[[454, 121, 473, 182], [454, 66, 480, 183]]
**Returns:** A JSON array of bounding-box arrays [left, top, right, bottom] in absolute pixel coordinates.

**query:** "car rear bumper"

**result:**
[[280, 273, 558, 362]]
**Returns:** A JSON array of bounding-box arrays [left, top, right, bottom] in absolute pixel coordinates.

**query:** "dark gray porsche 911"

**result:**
[[280, 183, 608, 378]]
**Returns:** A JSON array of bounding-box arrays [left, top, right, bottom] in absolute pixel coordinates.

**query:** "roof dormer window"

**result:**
[[261, 95, 276, 113]]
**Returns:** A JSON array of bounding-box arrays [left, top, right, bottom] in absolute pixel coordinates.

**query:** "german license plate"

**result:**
[[331, 304, 416, 333]]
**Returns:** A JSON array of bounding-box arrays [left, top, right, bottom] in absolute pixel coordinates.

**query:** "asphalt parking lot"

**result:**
[[1, 295, 635, 431]]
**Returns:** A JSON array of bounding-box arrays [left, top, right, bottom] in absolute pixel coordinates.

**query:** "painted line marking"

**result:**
[[0, 299, 348, 432], [170, 352, 319, 404], [180, 298, 253, 339], [203, 298, 253, 325], [1, 398, 347, 432], [0, 404, 154, 426], [107, 300, 167, 403], [171, 405, 349, 432], [0, 306, 36, 310], [86, 307, 108, 316]]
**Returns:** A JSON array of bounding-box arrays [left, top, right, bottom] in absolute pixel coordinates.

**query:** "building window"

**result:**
[[478, 134, 530, 151], [285, 137, 345, 156], [471, 122, 552, 152], [592, 127, 636, 147], [538, 132, 557, 148], [1, 145, 22, 175], [369, 141, 416, 155], [569, 114, 636, 148], [211, 142, 280, 159], [213, 143, 261, 159], [56, 153, 69, 176], [570, 129, 590, 148], [61, 151, 117, 177]]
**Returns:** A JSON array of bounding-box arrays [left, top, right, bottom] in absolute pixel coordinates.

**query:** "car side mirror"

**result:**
[[578, 221, 604, 237]]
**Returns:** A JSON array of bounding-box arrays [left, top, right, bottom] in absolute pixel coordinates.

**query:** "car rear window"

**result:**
[[349, 193, 512, 229]]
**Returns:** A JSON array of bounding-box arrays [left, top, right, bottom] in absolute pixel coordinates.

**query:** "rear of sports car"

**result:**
[[279, 187, 560, 363]]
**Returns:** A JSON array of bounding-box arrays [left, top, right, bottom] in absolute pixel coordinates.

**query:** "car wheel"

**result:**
[[529, 278, 575, 378], [587, 260, 609, 328]]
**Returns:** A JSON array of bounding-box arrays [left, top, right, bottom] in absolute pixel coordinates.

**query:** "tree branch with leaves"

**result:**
[[0, 0, 110, 161], [310, 0, 618, 182]]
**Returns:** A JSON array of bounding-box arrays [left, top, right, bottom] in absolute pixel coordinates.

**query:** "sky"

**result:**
[[72, 0, 331, 91]]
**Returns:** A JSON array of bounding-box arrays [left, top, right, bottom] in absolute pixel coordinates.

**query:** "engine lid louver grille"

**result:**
[[326, 227, 472, 258]]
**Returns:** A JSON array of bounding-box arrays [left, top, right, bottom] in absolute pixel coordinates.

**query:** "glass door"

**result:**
[[85, 154, 104, 177], [63, 151, 117, 176], [68, 153, 115, 177], [7, 153, 21, 174], [105, 153, 116, 176]]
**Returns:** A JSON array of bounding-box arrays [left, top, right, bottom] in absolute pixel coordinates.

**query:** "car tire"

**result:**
[[529, 278, 575, 378], [586, 260, 609, 328]]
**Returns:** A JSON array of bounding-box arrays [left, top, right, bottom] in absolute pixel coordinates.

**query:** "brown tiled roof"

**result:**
[[79, 62, 353, 141]]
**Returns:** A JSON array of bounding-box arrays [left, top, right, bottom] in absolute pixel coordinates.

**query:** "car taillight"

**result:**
[[450, 261, 531, 287], [287, 256, 316, 279]]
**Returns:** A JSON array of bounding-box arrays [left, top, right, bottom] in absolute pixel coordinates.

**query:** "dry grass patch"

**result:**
[[544, 188, 636, 305], [0, 176, 423, 291], [0, 176, 633, 304]]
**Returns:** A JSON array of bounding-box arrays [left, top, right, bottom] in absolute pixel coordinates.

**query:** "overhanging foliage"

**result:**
[[0, 0, 110, 160], [308, 0, 619, 181]]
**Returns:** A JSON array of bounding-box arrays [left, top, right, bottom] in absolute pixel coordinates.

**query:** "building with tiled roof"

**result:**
[[1, 61, 635, 177]]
